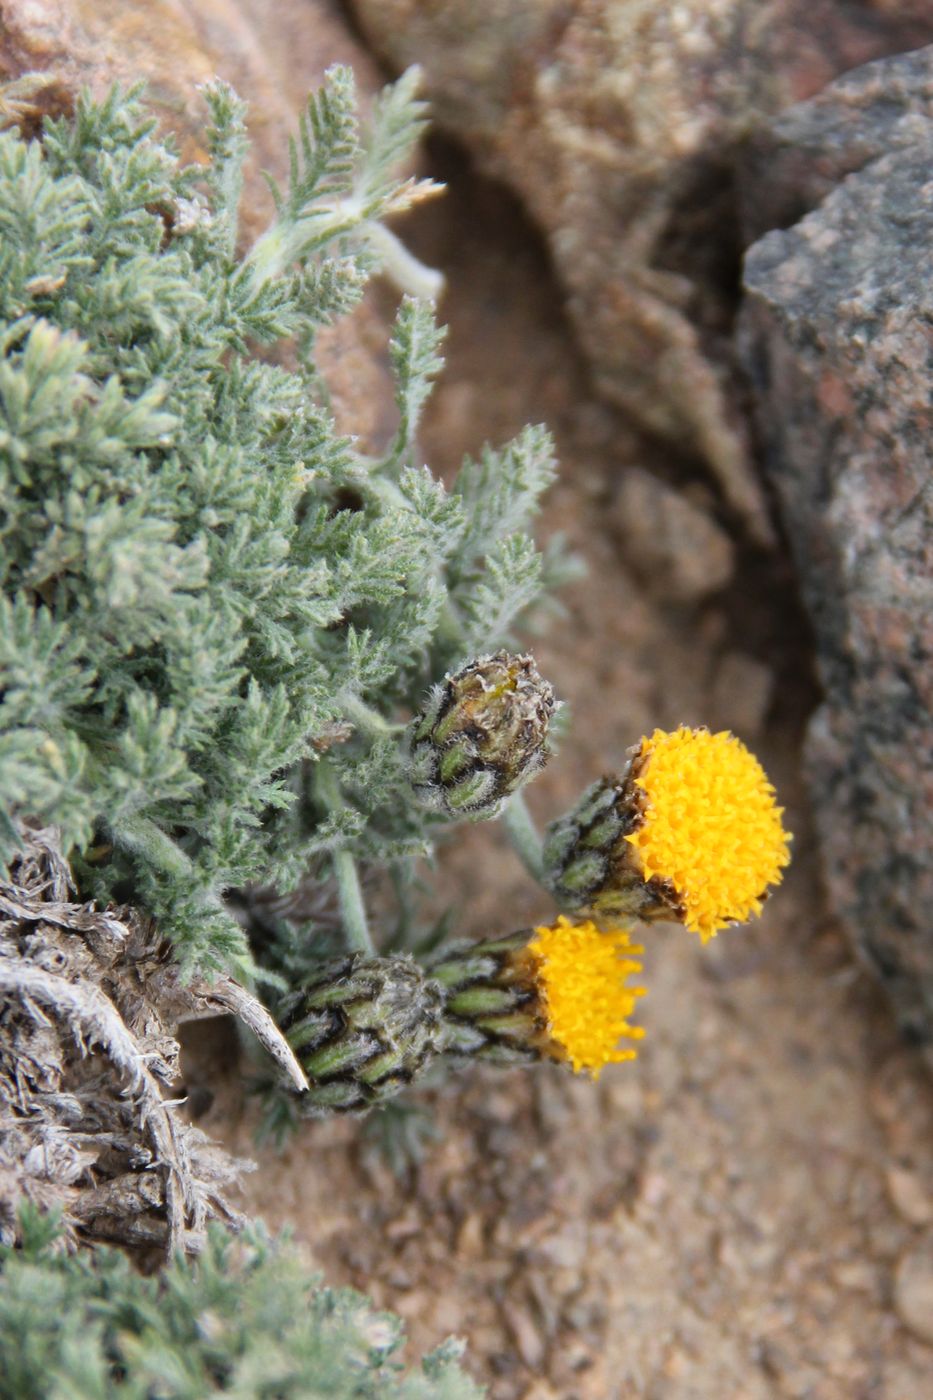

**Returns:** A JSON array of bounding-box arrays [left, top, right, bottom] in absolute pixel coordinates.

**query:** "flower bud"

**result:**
[[430, 916, 644, 1079], [407, 651, 556, 820], [543, 773, 659, 922], [279, 954, 445, 1115], [544, 726, 791, 940]]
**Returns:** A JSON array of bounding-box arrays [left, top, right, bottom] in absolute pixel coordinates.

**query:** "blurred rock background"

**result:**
[[347, 0, 933, 1085], [3, 1, 933, 1395]]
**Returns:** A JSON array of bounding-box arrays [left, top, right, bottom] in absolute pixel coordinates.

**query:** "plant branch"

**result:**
[[332, 848, 374, 955], [501, 790, 545, 884], [315, 760, 375, 955]]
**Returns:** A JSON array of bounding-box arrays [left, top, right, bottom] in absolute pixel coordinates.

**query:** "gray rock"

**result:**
[[350, 0, 933, 542], [740, 47, 933, 242], [740, 46, 933, 1054]]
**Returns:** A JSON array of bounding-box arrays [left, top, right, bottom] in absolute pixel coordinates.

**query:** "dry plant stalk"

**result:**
[[0, 826, 305, 1260]]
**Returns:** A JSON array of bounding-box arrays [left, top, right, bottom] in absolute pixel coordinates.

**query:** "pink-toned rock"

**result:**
[[611, 468, 735, 604], [886, 1166, 933, 1229], [894, 1235, 933, 1346], [349, 0, 933, 541], [708, 652, 773, 741], [740, 46, 933, 1056]]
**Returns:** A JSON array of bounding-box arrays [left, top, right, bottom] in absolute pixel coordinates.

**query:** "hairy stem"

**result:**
[[315, 760, 375, 955], [367, 222, 444, 302], [340, 692, 405, 737], [501, 790, 545, 884], [332, 848, 374, 956]]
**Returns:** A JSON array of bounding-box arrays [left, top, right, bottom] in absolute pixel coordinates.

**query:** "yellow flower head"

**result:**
[[527, 915, 645, 1078], [625, 726, 791, 941]]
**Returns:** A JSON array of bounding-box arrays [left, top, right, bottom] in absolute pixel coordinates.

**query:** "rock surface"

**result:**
[[610, 468, 735, 603], [350, 0, 933, 540], [740, 45, 933, 1056], [740, 44, 933, 243], [895, 1234, 933, 1346]]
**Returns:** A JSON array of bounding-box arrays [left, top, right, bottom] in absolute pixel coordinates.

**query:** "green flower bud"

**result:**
[[279, 955, 445, 1115], [429, 932, 541, 1066], [542, 773, 669, 923], [407, 651, 556, 820]]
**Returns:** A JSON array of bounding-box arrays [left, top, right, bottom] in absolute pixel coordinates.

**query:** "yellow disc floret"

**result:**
[[625, 726, 791, 941], [527, 916, 645, 1078]]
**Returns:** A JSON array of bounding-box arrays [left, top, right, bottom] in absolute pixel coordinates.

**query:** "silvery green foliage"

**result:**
[[0, 75, 558, 974], [0, 1210, 484, 1399]]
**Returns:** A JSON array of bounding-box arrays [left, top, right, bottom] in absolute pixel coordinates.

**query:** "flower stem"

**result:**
[[113, 814, 193, 878], [340, 692, 405, 737], [315, 759, 375, 955], [367, 222, 444, 302], [502, 790, 545, 884], [332, 847, 374, 956]]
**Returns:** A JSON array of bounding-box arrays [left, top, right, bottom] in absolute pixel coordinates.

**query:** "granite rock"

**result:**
[[740, 46, 933, 1054], [350, 0, 933, 540], [740, 45, 933, 242]]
